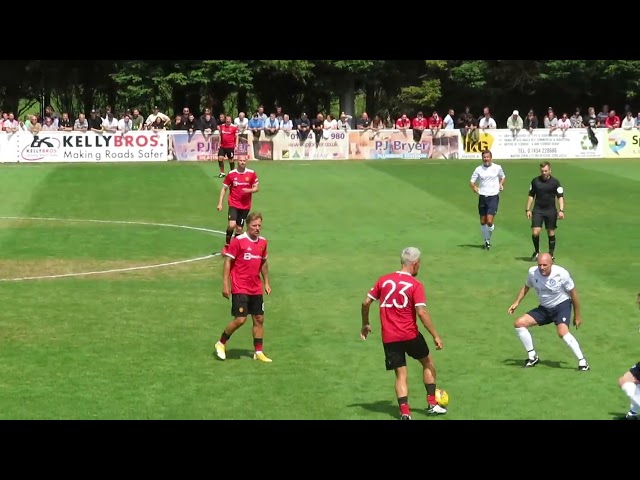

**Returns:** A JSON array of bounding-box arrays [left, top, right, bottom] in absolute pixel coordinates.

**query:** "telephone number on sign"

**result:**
[[517, 147, 558, 154]]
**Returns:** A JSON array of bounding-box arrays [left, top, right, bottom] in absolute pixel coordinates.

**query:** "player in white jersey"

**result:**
[[507, 252, 590, 370], [469, 150, 505, 250], [617, 292, 640, 420]]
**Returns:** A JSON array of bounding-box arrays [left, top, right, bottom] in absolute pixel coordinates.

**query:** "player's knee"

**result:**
[[618, 375, 627, 388], [514, 317, 528, 328], [234, 317, 247, 326], [557, 324, 569, 337], [228, 221, 237, 230], [252, 315, 264, 325], [548, 229, 555, 236]]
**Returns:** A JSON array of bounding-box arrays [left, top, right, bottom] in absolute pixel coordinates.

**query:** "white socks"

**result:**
[[481, 224, 495, 241], [621, 382, 640, 411], [515, 327, 536, 359], [562, 333, 586, 364]]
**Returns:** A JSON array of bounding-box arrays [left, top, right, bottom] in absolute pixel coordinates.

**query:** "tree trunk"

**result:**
[[3, 84, 20, 116], [365, 84, 375, 117], [83, 86, 94, 117], [172, 85, 186, 118], [237, 88, 248, 115]]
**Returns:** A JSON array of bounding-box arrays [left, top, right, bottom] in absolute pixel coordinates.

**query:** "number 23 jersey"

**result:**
[[367, 271, 427, 343]]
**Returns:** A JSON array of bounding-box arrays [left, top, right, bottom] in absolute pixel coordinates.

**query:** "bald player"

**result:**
[[617, 292, 640, 420], [507, 253, 590, 370]]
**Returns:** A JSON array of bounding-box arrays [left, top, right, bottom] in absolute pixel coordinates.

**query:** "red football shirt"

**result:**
[[412, 117, 427, 129], [219, 124, 238, 148], [223, 168, 258, 210], [428, 116, 442, 129], [367, 271, 427, 343], [396, 118, 411, 128], [225, 233, 268, 295]]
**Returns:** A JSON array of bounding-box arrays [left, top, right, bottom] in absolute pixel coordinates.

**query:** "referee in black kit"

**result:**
[[525, 161, 565, 261]]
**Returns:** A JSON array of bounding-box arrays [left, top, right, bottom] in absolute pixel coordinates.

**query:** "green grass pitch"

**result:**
[[0, 158, 638, 420]]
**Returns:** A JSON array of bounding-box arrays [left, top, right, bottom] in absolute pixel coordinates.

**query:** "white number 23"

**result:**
[[380, 280, 412, 308]]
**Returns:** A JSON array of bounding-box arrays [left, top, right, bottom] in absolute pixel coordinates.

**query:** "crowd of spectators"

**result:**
[[3, 103, 638, 139]]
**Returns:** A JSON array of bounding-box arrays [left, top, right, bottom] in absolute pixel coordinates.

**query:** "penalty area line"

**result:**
[[0, 215, 225, 282], [0, 253, 221, 282]]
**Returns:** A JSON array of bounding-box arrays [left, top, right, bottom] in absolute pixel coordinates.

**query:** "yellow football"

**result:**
[[435, 388, 449, 407]]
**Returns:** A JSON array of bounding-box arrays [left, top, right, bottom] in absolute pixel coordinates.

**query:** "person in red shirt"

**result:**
[[427, 111, 443, 136], [216, 157, 259, 254], [217, 115, 239, 178], [395, 114, 411, 131], [215, 212, 272, 363], [360, 247, 447, 419], [605, 110, 621, 129], [411, 111, 427, 143]]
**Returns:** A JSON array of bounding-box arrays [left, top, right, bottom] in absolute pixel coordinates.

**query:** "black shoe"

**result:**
[[218, 172, 226, 178], [578, 362, 590, 371], [551, 255, 555, 262], [484, 240, 491, 250], [524, 356, 539, 368], [530, 252, 539, 261], [400, 414, 412, 420]]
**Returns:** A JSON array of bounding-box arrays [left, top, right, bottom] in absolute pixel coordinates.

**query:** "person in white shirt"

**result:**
[[234, 112, 249, 135], [469, 149, 506, 250], [337, 113, 352, 130], [478, 107, 497, 129], [621, 111, 635, 130], [145, 106, 170, 128], [442, 108, 455, 129], [118, 114, 132, 132], [506, 110, 523, 137], [279, 114, 293, 133], [507, 253, 589, 371], [102, 112, 119, 133], [557, 113, 571, 136]]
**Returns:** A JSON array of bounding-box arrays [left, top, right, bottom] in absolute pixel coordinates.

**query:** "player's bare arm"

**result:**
[[217, 185, 228, 211], [417, 306, 442, 349], [499, 176, 505, 191], [260, 259, 271, 295], [525, 195, 534, 218], [508, 285, 530, 314], [557, 195, 565, 219], [568, 287, 582, 328], [222, 256, 233, 299], [469, 181, 479, 194], [360, 296, 373, 340], [242, 184, 259, 194]]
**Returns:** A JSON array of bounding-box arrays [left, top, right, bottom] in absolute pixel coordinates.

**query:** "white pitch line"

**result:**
[[0, 216, 224, 282]]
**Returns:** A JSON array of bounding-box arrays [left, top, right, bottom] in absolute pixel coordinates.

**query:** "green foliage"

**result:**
[[398, 79, 442, 110], [8, 60, 640, 120], [449, 61, 489, 90]]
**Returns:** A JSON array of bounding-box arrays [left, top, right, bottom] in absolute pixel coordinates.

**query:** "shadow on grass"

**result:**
[[457, 244, 484, 249], [212, 348, 254, 361], [502, 358, 574, 370], [347, 400, 399, 419], [514, 256, 534, 262], [608, 411, 637, 420]]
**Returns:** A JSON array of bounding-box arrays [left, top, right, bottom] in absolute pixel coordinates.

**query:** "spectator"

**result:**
[[605, 109, 621, 129], [507, 110, 523, 137]]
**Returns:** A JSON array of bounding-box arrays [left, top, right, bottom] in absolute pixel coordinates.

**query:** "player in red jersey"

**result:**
[[361, 247, 446, 419], [215, 212, 272, 363], [216, 156, 259, 255], [217, 115, 239, 178]]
